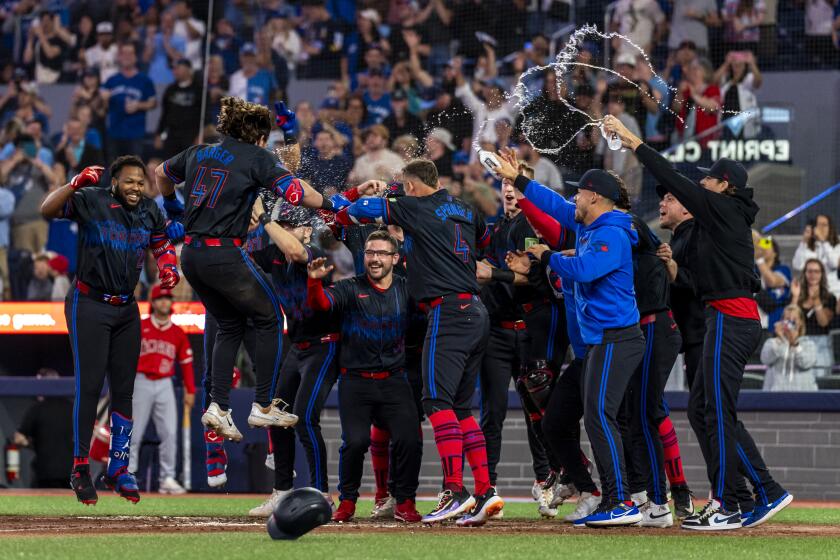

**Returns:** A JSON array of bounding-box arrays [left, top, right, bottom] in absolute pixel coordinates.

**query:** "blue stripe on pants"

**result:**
[[304, 342, 336, 490], [640, 322, 661, 503], [546, 304, 558, 361], [736, 442, 768, 506], [428, 306, 441, 399], [70, 289, 81, 456], [598, 343, 624, 501], [714, 311, 726, 499]]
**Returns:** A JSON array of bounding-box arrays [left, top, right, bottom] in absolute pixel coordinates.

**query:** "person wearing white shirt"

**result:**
[[84, 22, 118, 83], [792, 214, 840, 297], [761, 305, 818, 391], [452, 59, 515, 148], [517, 143, 564, 193]]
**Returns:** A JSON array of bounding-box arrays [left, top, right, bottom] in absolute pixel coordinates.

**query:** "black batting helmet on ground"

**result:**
[[266, 487, 332, 540]]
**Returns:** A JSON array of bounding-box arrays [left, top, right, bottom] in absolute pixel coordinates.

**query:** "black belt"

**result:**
[[294, 333, 340, 350], [76, 280, 134, 306], [184, 236, 243, 248]]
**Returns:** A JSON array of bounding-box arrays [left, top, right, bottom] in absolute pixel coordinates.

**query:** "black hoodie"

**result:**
[[636, 144, 761, 302]]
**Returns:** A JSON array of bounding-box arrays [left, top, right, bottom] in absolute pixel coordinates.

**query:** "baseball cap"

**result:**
[[150, 284, 174, 301], [96, 21, 114, 34], [616, 52, 637, 67], [697, 158, 748, 189], [655, 184, 669, 199], [273, 203, 314, 227], [241, 42, 257, 55], [567, 169, 622, 203], [175, 58, 192, 68], [427, 128, 455, 151], [391, 89, 407, 102]]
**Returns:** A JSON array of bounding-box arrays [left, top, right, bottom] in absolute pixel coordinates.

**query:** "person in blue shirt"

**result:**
[[229, 44, 278, 106], [143, 10, 187, 85], [362, 69, 392, 126], [102, 43, 157, 162], [755, 236, 791, 333], [494, 149, 645, 528]]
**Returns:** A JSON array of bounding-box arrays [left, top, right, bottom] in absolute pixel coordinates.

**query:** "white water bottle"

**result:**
[[478, 150, 502, 177], [600, 123, 622, 151]]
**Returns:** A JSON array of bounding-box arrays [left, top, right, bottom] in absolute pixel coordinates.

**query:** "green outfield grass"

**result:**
[[1, 495, 838, 560]]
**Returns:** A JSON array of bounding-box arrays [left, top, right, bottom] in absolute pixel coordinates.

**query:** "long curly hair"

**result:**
[[216, 96, 272, 145]]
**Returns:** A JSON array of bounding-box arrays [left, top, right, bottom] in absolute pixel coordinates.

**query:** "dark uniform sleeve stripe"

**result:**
[[163, 161, 184, 183]]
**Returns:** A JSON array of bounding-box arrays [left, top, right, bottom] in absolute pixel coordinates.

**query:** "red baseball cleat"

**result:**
[[394, 499, 422, 523], [332, 499, 356, 523]]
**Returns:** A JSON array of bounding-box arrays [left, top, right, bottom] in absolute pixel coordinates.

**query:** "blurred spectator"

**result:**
[[71, 69, 107, 134], [172, 0, 205, 70], [69, 14, 96, 77], [668, 0, 720, 57], [204, 55, 229, 125], [805, 0, 840, 66], [392, 43, 434, 114], [635, 57, 671, 150], [0, 133, 54, 254], [48, 253, 69, 301], [715, 50, 763, 139], [792, 258, 836, 377], [605, 53, 658, 141], [298, 1, 344, 79], [451, 0, 493, 60], [611, 0, 666, 55], [210, 19, 242, 75], [1, 119, 52, 165], [83, 21, 118, 83], [22, 10, 76, 84], [294, 100, 318, 149], [54, 117, 104, 175], [26, 253, 52, 300], [425, 86, 474, 151], [454, 59, 514, 146], [424, 127, 455, 179], [269, 15, 302, 74], [1, 82, 51, 134], [761, 305, 818, 391], [792, 215, 840, 297], [102, 42, 157, 161], [72, 103, 104, 153], [754, 234, 791, 332], [155, 59, 202, 157], [229, 43, 277, 105], [722, 0, 766, 54], [415, 0, 452, 72], [392, 133, 421, 161], [517, 142, 564, 191], [672, 58, 721, 144], [143, 9, 187, 85], [0, 184, 13, 299], [383, 89, 423, 143], [362, 69, 392, 125], [343, 9, 388, 87], [600, 94, 642, 202], [298, 129, 352, 193], [348, 125, 404, 184]]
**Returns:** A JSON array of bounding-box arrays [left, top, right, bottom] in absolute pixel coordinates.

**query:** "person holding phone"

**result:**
[[760, 305, 818, 391]]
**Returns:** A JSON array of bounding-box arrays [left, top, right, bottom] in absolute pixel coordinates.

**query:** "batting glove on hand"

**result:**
[[69, 166, 104, 191], [159, 264, 180, 289], [165, 219, 185, 243], [163, 196, 185, 221], [274, 101, 297, 135]]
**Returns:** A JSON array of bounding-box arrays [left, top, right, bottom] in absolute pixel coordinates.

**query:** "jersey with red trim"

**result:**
[[162, 136, 302, 239], [137, 317, 196, 392]]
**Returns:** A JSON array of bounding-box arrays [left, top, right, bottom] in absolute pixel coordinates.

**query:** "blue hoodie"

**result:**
[[523, 179, 640, 345]]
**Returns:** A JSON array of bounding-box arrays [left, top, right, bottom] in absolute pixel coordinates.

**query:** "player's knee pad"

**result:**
[[515, 360, 555, 422], [422, 398, 452, 418]]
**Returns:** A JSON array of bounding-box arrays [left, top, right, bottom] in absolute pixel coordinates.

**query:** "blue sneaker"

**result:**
[[742, 493, 793, 528], [584, 502, 643, 527], [421, 488, 475, 523], [741, 510, 754, 525]]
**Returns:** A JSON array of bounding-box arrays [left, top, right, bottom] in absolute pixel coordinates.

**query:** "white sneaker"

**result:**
[[248, 489, 290, 517], [564, 492, 600, 522], [639, 502, 674, 528], [248, 399, 299, 428], [531, 480, 543, 501], [201, 403, 243, 442], [208, 472, 227, 488], [371, 496, 396, 518], [631, 491, 649, 507], [158, 476, 187, 495], [534, 481, 557, 518]]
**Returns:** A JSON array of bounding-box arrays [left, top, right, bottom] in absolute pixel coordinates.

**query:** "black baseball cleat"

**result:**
[[70, 465, 98, 505], [455, 487, 505, 527], [671, 484, 695, 519], [103, 467, 141, 504]]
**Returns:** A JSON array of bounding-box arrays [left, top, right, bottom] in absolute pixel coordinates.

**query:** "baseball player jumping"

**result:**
[[40, 157, 181, 504]]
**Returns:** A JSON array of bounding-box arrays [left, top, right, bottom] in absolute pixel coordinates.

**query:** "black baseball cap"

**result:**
[[656, 184, 668, 198], [567, 169, 622, 203], [697, 158, 748, 189], [274, 204, 313, 227]]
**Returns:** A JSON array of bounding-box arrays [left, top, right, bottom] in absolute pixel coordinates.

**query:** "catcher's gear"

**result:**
[[70, 166, 103, 191], [515, 359, 555, 422]]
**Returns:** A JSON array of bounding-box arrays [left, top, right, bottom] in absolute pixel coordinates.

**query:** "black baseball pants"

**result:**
[[337, 371, 421, 502], [701, 309, 786, 512], [270, 342, 338, 492], [582, 325, 645, 504], [66, 289, 140, 458], [201, 312, 258, 410], [480, 324, 551, 484], [182, 244, 283, 409], [524, 301, 569, 372], [541, 358, 598, 493], [627, 312, 682, 505]]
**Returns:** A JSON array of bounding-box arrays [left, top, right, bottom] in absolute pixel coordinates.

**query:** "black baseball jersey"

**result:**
[[669, 219, 706, 346], [324, 275, 411, 373], [63, 187, 167, 294], [631, 214, 670, 316], [376, 190, 490, 301], [162, 136, 302, 239], [253, 244, 338, 343]]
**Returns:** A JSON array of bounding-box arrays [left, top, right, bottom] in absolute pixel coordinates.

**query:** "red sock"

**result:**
[[428, 410, 463, 492], [369, 426, 391, 500], [459, 416, 491, 496], [658, 416, 687, 486]]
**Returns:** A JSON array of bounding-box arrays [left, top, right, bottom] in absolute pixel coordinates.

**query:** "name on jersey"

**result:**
[[196, 146, 234, 165], [434, 203, 472, 223], [83, 220, 149, 252], [140, 337, 176, 360]]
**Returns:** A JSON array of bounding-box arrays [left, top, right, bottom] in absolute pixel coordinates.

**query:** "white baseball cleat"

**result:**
[[631, 491, 649, 507], [534, 481, 557, 518], [201, 403, 243, 442], [564, 491, 601, 522], [248, 399, 299, 428], [639, 502, 674, 528], [158, 476, 187, 495], [207, 472, 227, 488], [248, 489, 291, 517], [370, 496, 396, 518]]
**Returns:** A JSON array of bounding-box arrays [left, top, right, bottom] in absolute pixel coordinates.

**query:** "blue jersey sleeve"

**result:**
[[546, 229, 624, 283]]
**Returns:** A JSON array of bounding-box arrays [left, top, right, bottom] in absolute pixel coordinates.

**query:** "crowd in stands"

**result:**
[[0, 0, 838, 387]]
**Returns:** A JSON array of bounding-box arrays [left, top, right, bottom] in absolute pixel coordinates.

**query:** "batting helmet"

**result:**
[[266, 487, 332, 540]]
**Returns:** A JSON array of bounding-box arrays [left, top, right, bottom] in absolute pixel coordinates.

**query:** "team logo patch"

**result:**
[[285, 180, 304, 205], [600, 245, 609, 252]]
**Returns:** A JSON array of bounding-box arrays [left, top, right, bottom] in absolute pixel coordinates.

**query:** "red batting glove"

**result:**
[[69, 166, 104, 191], [159, 265, 180, 289]]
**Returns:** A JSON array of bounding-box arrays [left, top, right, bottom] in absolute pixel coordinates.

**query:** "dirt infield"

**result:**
[[2, 516, 840, 538]]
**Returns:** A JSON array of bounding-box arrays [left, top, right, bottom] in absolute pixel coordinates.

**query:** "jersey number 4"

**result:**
[[190, 166, 230, 208], [453, 223, 470, 263]]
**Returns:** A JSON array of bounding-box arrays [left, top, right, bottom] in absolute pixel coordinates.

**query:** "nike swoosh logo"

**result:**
[[359, 294, 369, 298], [650, 511, 671, 519], [459, 304, 470, 310], [110, 204, 121, 208], [610, 510, 633, 519], [711, 514, 738, 523]]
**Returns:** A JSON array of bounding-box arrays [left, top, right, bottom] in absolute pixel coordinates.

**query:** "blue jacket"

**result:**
[[523, 179, 640, 345]]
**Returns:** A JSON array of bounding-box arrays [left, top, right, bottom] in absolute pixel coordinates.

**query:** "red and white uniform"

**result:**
[[137, 316, 195, 393]]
